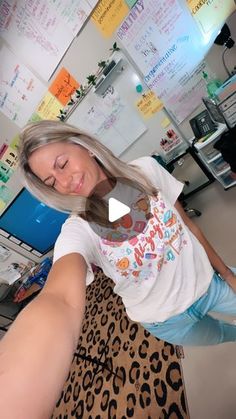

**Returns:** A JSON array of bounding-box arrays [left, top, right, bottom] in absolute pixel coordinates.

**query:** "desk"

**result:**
[[191, 124, 236, 190], [165, 146, 215, 199]]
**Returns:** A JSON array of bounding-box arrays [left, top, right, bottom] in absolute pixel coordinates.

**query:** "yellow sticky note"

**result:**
[[92, 0, 129, 37], [36, 92, 62, 120], [161, 117, 171, 128], [187, 0, 201, 12], [10, 135, 20, 150], [0, 199, 6, 213], [136, 91, 163, 119]]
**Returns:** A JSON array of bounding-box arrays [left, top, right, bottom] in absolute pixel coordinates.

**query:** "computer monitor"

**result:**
[[0, 188, 68, 261], [202, 97, 226, 124]]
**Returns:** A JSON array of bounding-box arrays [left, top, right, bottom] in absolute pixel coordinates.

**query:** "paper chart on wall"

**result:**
[[91, 0, 129, 37], [116, 0, 209, 124], [46, 0, 99, 36], [67, 85, 147, 156], [0, 46, 46, 127], [0, 0, 98, 80], [187, 0, 236, 35]]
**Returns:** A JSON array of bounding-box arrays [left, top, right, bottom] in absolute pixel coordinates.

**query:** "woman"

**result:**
[[0, 119, 235, 418]]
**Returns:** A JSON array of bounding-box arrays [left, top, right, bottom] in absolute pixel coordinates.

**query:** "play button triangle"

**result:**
[[108, 197, 130, 222]]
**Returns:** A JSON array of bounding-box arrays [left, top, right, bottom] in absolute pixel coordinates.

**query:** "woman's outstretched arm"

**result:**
[[0, 253, 87, 419]]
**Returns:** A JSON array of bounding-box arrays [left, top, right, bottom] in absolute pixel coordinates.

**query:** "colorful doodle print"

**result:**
[[99, 194, 187, 282]]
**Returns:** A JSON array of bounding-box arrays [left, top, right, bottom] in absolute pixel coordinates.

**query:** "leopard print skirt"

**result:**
[[52, 270, 189, 419]]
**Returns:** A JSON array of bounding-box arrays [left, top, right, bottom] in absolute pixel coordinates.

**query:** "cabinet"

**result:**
[[192, 123, 236, 189]]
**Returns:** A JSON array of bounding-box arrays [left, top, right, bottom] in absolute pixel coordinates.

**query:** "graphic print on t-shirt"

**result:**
[[85, 177, 151, 242], [99, 193, 187, 283]]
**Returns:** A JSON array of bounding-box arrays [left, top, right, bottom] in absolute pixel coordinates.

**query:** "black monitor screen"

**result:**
[[0, 189, 68, 254], [202, 97, 225, 124]]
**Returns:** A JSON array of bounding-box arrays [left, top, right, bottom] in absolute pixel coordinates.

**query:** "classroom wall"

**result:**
[[44, 10, 236, 159], [1, 10, 236, 162], [0, 3, 236, 261]]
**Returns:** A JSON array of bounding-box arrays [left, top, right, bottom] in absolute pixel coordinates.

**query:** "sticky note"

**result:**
[[136, 91, 163, 119], [92, 0, 129, 37], [36, 92, 62, 120], [0, 199, 6, 212], [49, 67, 80, 106], [161, 117, 171, 128], [10, 135, 20, 150], [28, 113, 43, 122], [1, 147, 18, 169]]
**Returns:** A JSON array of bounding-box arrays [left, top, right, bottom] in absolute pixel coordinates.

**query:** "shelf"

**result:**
[[211, 156, 230, 176], [225, 179, 236, 189], [215, 166, 231, 177], [219, 171, 236, 189], [161, 139, 182, 154], [206, 152, 221, 163], [193, 123, 227, 150], [94, 58, 124, 94], [163, 144, 188, 164]]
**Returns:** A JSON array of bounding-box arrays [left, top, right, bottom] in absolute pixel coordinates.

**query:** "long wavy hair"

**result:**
[[18, 120, 158, 226]]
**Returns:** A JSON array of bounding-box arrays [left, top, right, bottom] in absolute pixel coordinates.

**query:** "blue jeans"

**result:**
[[142, 269, 236, 346]]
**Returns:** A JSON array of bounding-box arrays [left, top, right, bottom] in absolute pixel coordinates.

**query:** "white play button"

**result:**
[[108, 197, 130, 222], [85, 176, 151, 242]]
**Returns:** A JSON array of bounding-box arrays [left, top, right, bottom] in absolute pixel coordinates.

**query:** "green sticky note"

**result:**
[[125, 0, 137, 8], [0, 162, 14, 183], [10, 135, 20, 150], [0, 184, 14, 203], [28, 113, 43, 122]]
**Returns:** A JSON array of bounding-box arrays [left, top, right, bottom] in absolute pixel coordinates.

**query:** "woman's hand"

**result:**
[[0, 253, 87, 419], [222, 267, 236, 293]]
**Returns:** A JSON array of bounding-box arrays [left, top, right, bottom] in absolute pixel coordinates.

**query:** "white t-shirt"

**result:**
[[53, 157, 213, 323]]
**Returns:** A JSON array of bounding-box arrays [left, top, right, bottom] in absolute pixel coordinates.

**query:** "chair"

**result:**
[[151, 154, 202, 217]]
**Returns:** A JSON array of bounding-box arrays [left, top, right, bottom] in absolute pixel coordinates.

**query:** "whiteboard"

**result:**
[[67, 53, 147, 156]]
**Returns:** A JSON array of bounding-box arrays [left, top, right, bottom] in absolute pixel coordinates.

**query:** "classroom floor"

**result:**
[[181, 181, 236, 419]]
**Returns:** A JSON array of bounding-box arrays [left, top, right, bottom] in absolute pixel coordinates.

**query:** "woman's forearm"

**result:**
[[0, 291, 84, 419]]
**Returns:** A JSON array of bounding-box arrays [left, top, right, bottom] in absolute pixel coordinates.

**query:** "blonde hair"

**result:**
[[18, 120, 157, 226]]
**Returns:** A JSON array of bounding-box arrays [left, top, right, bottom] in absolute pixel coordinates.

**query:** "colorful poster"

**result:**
[[136, 91, 163, 119], [0, 144, 8, 159], [36, 92, 62, 120], [187, 0, 236, 34], [0, 0, 98, 80], [117, 0, 210, 123], [92, 0, 129, 37], [49, 67, 80, 106], [0, 47, 46, 127], [1, 146, 18, 170]]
